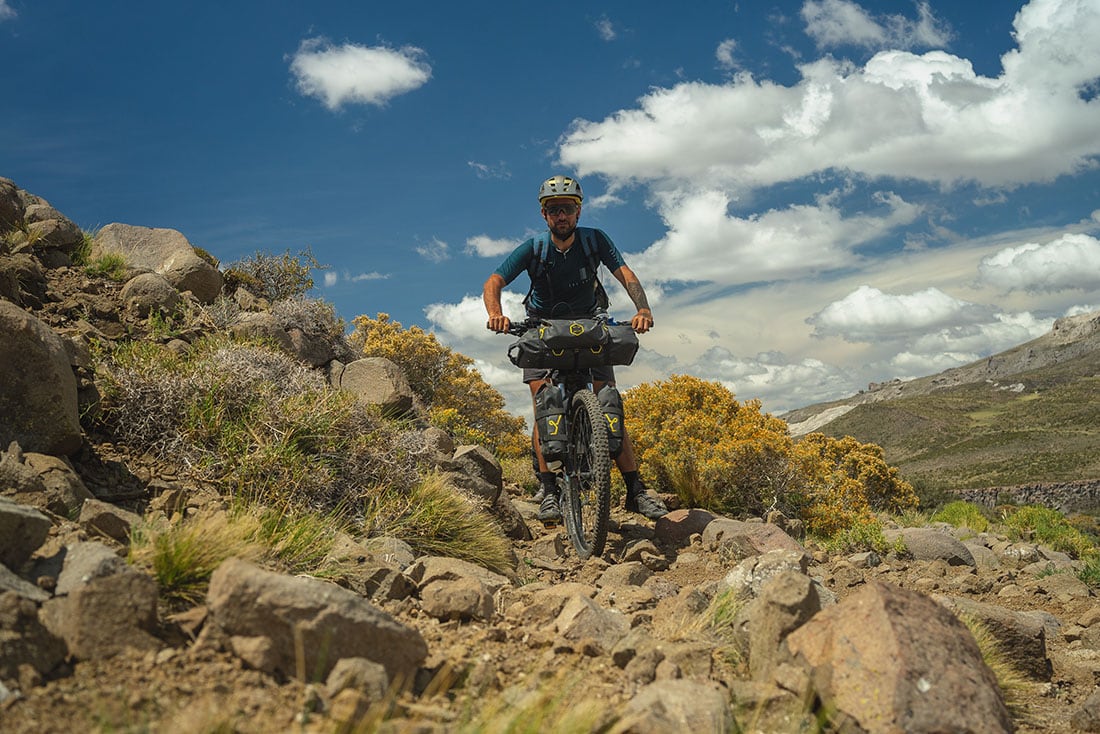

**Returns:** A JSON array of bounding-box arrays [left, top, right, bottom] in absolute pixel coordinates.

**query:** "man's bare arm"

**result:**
[[483, 274, 511, 332], [611, 265, 653, 333]]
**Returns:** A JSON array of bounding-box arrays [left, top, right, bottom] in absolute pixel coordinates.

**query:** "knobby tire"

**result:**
[[563, 389, 611, 559]]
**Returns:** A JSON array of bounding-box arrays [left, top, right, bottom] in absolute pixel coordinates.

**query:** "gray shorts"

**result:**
[[523, 365, 615, 384]]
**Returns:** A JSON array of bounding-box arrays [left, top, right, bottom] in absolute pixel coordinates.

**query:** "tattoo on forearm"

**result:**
[[626, 282, 650, 311]]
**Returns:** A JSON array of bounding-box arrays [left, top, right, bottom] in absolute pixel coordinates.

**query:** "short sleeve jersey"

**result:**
[[493, 227, 627, 317]]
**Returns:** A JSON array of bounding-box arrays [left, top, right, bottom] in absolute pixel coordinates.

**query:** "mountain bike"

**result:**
[[503, 318, 629, 559]]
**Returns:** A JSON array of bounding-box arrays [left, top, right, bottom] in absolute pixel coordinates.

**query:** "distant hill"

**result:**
[[781, 310, 1100, 491]]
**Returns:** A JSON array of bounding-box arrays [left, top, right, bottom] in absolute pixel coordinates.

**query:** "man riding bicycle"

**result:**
[[483, 174, 668, 523]]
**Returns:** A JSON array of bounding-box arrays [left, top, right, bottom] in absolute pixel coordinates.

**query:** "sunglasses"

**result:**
[[545, 204, 579, 217]]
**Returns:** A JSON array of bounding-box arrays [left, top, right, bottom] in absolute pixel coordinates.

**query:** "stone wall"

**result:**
[[953, 479, 1100, 514]]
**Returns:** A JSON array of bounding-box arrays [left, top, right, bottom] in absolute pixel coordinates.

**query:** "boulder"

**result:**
[[0, 497, 52, 571], [420, 577, 495, 622], [206, 558, 427, 684], [120, 272, 181, 317], [92, 223, 223, 303], [335, 357, 415, 416], [702, 518, 806, 560], [885, 526, 976, 566], [0, 302, 82, 456], [934, 594, 1052, 681], [41, 562, 161, 660], [610, 679, 733, 734], [0, 591, 67, 684], [654, 508, 718, 547], [229, 311, 295, 352], [78, 498, 143, 544], [443, 445, 503, 504], [0, 177, 23, 230], [743, 570, 822, 679], [782, 582, 1013, 733]]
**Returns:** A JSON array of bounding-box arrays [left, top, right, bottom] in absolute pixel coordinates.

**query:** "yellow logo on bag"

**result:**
[[604, 415, 619, 434], [547, 416, 562, 436], [569, 322, 585, 335]]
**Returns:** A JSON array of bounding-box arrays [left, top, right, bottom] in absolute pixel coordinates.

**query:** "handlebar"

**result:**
[[495, 317, 632, 337]]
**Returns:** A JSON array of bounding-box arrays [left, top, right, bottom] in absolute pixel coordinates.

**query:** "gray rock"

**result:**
[[54, 541, 128, 596], [744, 570, 822, 679], [120, 272, 181, 317], [702, 517, 806, 560], [336, 357, 416, 416], [610, 679, 733, 734], [886, 526, 976, 566], [721, 548, 809, 598], [420, 577, 495, 622], [206, 558, 427, 683], [405, 555, 512, 596], [78, 499, 143, 544], [443, 445, 503, 504], [653, 508, 717, 547], [0, 497, 52, 571], [0, 301, 82, 456], [0, 591, 67, 683], [934, 594, 1052, 681], [1074, 687, 1100, 732], [325, 656, 389, 702], [229, 311, 295, 352], [41, 566, 161, 660], [554, 593, 630, 654], [92, 223, 223, 303]]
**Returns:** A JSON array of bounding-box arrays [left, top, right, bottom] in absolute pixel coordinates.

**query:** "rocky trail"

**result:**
[[4, 482, 1100, 733]]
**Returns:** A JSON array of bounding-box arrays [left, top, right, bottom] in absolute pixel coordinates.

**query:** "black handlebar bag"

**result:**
[[508, 320, 639, 369]]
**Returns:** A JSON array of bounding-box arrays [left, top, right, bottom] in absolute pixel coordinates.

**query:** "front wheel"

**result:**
[[562, 389, 611, 559]]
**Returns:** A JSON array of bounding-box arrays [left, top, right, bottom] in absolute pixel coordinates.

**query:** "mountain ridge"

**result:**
[[781, 309, 1100, 490]]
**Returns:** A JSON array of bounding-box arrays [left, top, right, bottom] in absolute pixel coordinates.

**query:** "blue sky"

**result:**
[[3, 0, 1100, 418]]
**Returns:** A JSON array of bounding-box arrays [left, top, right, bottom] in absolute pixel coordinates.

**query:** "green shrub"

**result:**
[[129, 503, 354, 605], [819, 515, 900, 555], [222, 247, 322, 301], [1003, 505, 1098, 559], [129, 510, 263, 604], [85, 252, 128, 281], [95, 335, 421, 507], [363, 472, 514, 575], [931, 501, 991, 533]]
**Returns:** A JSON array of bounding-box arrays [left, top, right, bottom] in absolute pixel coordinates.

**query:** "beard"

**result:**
[[550, 221, 577, 240]]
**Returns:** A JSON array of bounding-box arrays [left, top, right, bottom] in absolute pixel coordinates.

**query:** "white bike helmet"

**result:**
[[538, 175, 583, 203]]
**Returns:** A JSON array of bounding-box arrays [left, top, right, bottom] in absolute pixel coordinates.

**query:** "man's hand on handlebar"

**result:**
[[486, 314, 512, 333], [631, 310, 654, 334]]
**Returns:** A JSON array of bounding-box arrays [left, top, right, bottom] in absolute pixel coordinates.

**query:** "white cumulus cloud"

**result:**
[[807, 285, 992, 341], [290, 38, 431, 110], [633, 190, 921, 286], [978, 233, 1100, 293]]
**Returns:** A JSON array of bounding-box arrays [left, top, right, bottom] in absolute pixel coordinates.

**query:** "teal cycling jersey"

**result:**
[[493, 227, 627, 317]]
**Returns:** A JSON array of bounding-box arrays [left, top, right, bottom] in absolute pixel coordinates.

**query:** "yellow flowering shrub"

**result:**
[[626, 375, 807, 518], [792, 433, 919, 535], [350, 313, 526, 457], [625, 374, 918, 536]]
